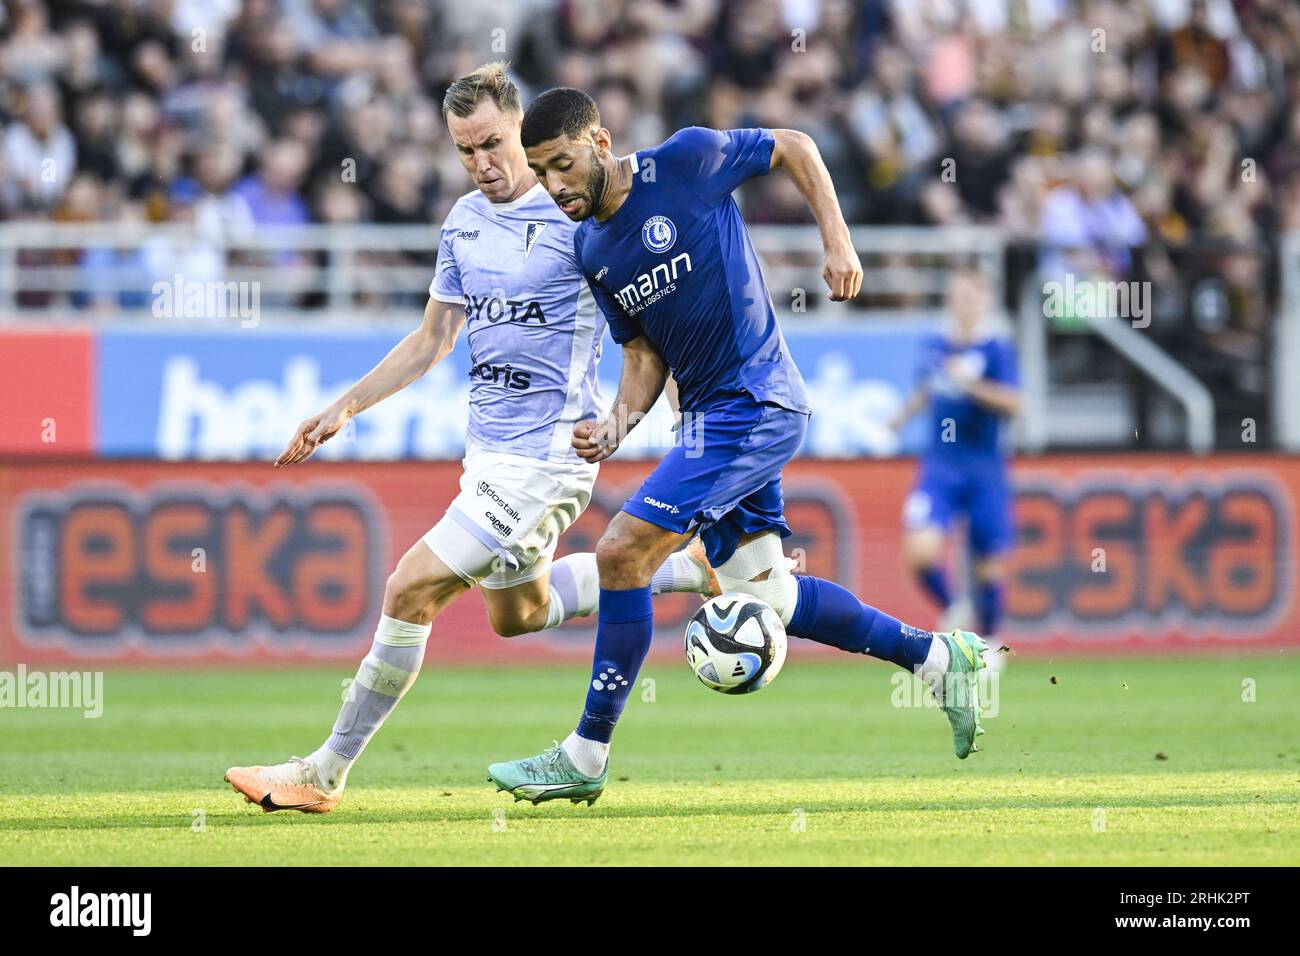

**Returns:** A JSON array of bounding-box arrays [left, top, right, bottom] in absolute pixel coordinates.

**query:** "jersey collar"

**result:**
[[486, 181, 546, 214]]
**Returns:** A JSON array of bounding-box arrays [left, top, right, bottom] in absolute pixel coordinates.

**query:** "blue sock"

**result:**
[[975, 579, 1003, 636], [575, 586, 653, 743], [916, 565, 952, 609], [788, 576, 932, 670]]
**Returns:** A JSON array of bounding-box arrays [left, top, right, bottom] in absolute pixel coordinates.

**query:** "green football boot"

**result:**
[[487, 742, 607, 806], [934, 629, 988, 759]]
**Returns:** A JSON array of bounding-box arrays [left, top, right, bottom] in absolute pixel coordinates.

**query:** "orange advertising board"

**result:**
[[1, 455, 1293, 665]]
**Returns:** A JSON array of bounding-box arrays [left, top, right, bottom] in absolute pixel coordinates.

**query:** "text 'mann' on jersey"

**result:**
[[573, 127, 810, 416], [430, 183, 606, 464]]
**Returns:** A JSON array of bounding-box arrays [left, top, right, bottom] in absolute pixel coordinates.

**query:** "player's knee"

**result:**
[[903, 530, 943, 570], [384, 555, 458, 620], [595, 527, 651, 580], [488, 608, 536, 639], [715, 533, 799, 625], [491, 619, 533, 638], [383, 568, 430, 619]]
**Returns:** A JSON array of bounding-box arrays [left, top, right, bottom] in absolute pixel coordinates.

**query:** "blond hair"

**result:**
[[441, 61, 521, 119]]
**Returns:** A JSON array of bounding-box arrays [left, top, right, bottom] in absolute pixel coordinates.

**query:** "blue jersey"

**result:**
[[915, 331, 1018, 464], [573, 127, 809, 415]]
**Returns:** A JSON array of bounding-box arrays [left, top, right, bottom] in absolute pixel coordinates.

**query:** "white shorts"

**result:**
[[422, 448, 597, 590]]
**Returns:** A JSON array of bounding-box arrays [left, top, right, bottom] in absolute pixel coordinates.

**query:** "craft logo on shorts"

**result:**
[[642, 496, 680, 515], [1007, 473, 1289, 633], [641, 215, 677, 253], [15, 482, 379, 653], [475, 482, 521, 521]]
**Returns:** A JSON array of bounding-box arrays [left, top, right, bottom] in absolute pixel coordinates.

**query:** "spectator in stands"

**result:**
[[3, 82, 76, 209], [231, 138, 311, 226], [138, 179, 228, 314], [191, 145, 255, 245], [368, 144, 436, 225], [247, 19, 325, 137], [943, 97, 1011, 221], [69, 90, 120, 184], [849, 44, 941, 222], [1158, 0, 1231, 91], [1040, 150, 1147, 281]]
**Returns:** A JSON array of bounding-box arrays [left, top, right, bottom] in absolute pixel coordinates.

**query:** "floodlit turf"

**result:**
[[1, 654, 1297, 865]]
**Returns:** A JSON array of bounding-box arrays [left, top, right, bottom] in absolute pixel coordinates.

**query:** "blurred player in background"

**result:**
[[224, 63, 716, 815], [890, 264, 1020, 669], [487, 89, 991, 808]]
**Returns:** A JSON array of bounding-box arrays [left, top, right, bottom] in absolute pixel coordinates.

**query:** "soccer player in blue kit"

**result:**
[[488, 89, 990, 806], [891, 264, 1020, 668]]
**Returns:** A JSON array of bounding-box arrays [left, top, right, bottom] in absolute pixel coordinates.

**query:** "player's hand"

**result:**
[[944, 356, 979, 390], [822, 241, 863, 302], [275, 404, 352, 468], [572, 418, 619, 463]]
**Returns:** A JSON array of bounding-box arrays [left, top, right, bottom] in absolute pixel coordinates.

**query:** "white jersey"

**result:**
[[429, 183, 606, 464]]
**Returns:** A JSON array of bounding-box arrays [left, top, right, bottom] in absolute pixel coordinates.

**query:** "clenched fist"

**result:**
[[572, 418, 620, 463], [822, 241, 863, 302]]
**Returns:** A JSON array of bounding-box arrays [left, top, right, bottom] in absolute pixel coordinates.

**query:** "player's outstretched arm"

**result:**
[[888, 387, 930, 432], [769, 129, 863, 302], [572, 335, 669, 464], [274, 298, 465, 468]]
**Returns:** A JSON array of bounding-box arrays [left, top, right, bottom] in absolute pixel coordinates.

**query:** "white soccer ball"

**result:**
[[684, 594, 787, 694]]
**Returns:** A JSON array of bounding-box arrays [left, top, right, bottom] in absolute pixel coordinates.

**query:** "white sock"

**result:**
[[650, 549, 711, 595], [561, 731, 609, 777], [313, 614, 431, 788], [545, 552, 601, 628], [307, 743, 353, 790], [917, 632, 950, 693]]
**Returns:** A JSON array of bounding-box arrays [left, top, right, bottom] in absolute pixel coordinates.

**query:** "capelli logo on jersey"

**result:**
[[470, 362, 533, 391], [456, 229, 480, 241]]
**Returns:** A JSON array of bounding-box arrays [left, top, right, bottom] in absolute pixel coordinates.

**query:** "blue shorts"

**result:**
[[622, 391, 808, 567], [904, 457, 1014, 556]]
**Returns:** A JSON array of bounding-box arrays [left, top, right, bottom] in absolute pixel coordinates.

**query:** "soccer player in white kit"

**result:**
[[224, 63, 715, 814]]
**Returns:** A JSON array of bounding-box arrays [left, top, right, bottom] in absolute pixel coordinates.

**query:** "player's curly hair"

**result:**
[[441, 61, 521, 119], [520, 87, 601, 148]]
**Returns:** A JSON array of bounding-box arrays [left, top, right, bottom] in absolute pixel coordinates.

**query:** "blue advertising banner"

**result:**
[[93, 320, 940, 460]]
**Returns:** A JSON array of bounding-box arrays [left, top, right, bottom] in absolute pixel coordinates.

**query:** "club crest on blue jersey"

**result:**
[[641, 215, 676, 253]]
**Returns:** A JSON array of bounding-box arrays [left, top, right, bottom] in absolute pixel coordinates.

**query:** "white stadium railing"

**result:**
[[0, 221, 1002, 322]]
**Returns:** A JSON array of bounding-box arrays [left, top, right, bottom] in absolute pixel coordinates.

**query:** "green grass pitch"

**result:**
[[2, 654, 1298, 865]]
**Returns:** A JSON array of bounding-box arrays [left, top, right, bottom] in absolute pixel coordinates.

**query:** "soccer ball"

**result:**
[[684, 594, 787, 694]]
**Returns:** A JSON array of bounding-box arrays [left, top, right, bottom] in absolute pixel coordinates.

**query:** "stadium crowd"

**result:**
[[3, 0, 1297, 235], [2, 0, 1298, 440]]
